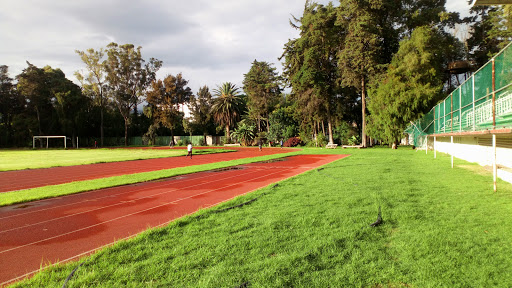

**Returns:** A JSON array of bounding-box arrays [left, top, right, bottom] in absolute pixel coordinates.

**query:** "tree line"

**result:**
[[281, 0, 512, 148], [1, 0, 511, 148]]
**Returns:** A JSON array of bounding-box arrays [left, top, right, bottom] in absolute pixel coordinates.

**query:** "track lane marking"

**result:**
[[0, 148, 297, 193], [0, 170, 224, 219], [0, 171, 293, 287], [0, 167, 291, 255], [0, 165, 264, 220], [0, 154, 348, 285], [0, 168, 269, 234]]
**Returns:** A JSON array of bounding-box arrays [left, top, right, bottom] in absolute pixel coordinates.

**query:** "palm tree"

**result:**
[[212, 82, 244, 143]]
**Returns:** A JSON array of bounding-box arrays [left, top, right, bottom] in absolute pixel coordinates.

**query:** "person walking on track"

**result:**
[[186, 143, 193, 159]]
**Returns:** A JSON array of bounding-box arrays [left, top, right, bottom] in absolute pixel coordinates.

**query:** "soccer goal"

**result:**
[[33, 136, 68, 149]]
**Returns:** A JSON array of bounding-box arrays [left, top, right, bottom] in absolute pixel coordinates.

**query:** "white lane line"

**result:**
[[1, 171, 221, 220], [0, 168, 269, 234], [0, 150, 280, 192], [0, 160, 307, 286], [0, 167, 290, 255], [0, 165, 266, 221], [0, 175, 285, 287]]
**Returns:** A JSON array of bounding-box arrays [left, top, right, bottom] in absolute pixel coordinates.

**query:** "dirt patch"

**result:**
[[209, 166, 245, 173], [458, 164, 493, 176], [254, 157, 288, 164], [14, 204, 33, 209], [153, 175, 187, 182]]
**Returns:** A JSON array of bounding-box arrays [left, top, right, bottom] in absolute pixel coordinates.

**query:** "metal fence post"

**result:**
[[434, 106, 436, 134], [451, 136, 454, 168], [459, 88, 462, 132], [493, 134, 497, 192], [472, 76, 475, 131], [492, 58, 496, 129], [451, 93, 453, 132], [444, 99, 446, 133], [434, 136, 437, 159]]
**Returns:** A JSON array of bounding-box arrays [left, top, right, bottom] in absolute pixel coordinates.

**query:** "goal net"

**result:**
[[33, 136, 68, 149]]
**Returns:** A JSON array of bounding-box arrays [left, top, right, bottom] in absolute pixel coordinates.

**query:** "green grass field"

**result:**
[[0, 148, 229, 171], [9, 147, 512, 287]]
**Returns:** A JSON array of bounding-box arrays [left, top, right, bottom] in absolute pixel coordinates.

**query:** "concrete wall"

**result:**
[[433, 135, 512, 184]]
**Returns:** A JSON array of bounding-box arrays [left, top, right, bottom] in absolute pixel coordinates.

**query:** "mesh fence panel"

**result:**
[[452, 88, 461, 132], [460, 80, 473, 131], [407, 42, 512, 146]]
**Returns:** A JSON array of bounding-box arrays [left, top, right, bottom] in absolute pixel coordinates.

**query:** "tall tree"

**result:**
[[75, 48, 107, 147], [46, 67, 89, 148], [466, 5, 498, 67], [0, 66, 24, 146], [336, 0, 384, 147], [367, 26, 445, 148], [466, 3, 512, 67], [281, 1, 340, 144], [146, 73, 192, 145], [189, 85, 214, 145], [400, 0, 456, 33], [104, 43, 161, 146], [243, 60, 282, 134], [487, 5, 512, 49], [16, 62, 58, 139], [211, 82, 244, 144], [16, 63, 89, 147]]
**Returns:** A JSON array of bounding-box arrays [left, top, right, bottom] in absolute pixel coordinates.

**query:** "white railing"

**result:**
[[444, 115, 460, 130], [496, 91, 512, 117], [408, 41, 512, 139], [460, 91, 512, 128]]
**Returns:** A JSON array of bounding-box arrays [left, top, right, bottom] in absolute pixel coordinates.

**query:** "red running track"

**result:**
[[0, 147, 296, 193], [0, 154, 348, 286]]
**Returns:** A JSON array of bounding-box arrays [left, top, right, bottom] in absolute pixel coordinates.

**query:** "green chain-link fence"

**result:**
[[407, 42, 512, 146]]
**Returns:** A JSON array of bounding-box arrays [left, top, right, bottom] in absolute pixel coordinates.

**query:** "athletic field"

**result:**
[[1, 146, 512, 287]]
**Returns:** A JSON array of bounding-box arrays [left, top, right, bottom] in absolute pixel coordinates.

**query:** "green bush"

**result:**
[[347, 135, 360, 146], [316, 133, 327, 147]]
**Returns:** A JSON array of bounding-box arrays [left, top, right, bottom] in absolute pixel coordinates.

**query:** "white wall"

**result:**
[[433, 135, 512, 184]]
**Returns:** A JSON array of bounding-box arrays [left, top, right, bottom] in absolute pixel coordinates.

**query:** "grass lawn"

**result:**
[[0, 150, 300, 206], [0, 148, 229, 171], [10, 147, 512, 287]]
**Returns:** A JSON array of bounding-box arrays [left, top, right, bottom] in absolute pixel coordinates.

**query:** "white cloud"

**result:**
[[445, 0, 473, 17], [0, 0, 472, 93], [2, 0, 314, 91]]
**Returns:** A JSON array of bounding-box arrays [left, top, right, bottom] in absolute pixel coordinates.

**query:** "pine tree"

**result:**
[[281, 1, 340, 144], [189, 86, 214, 145], [336, 0, 384, 147], [367, 26, 445, 147], [243, 60, 281, 134]]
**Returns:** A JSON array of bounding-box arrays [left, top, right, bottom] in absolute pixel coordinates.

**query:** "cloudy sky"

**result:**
[[1, 0, 473, 94]]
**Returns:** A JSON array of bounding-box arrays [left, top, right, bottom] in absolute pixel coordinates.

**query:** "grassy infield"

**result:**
[[0, 148, 293, 207], [0, 148, 230, 171], [5, 147, 512, 287]]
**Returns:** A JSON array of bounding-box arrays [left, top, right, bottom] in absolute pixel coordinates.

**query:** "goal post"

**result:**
[[33, 136, 67, 149]]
